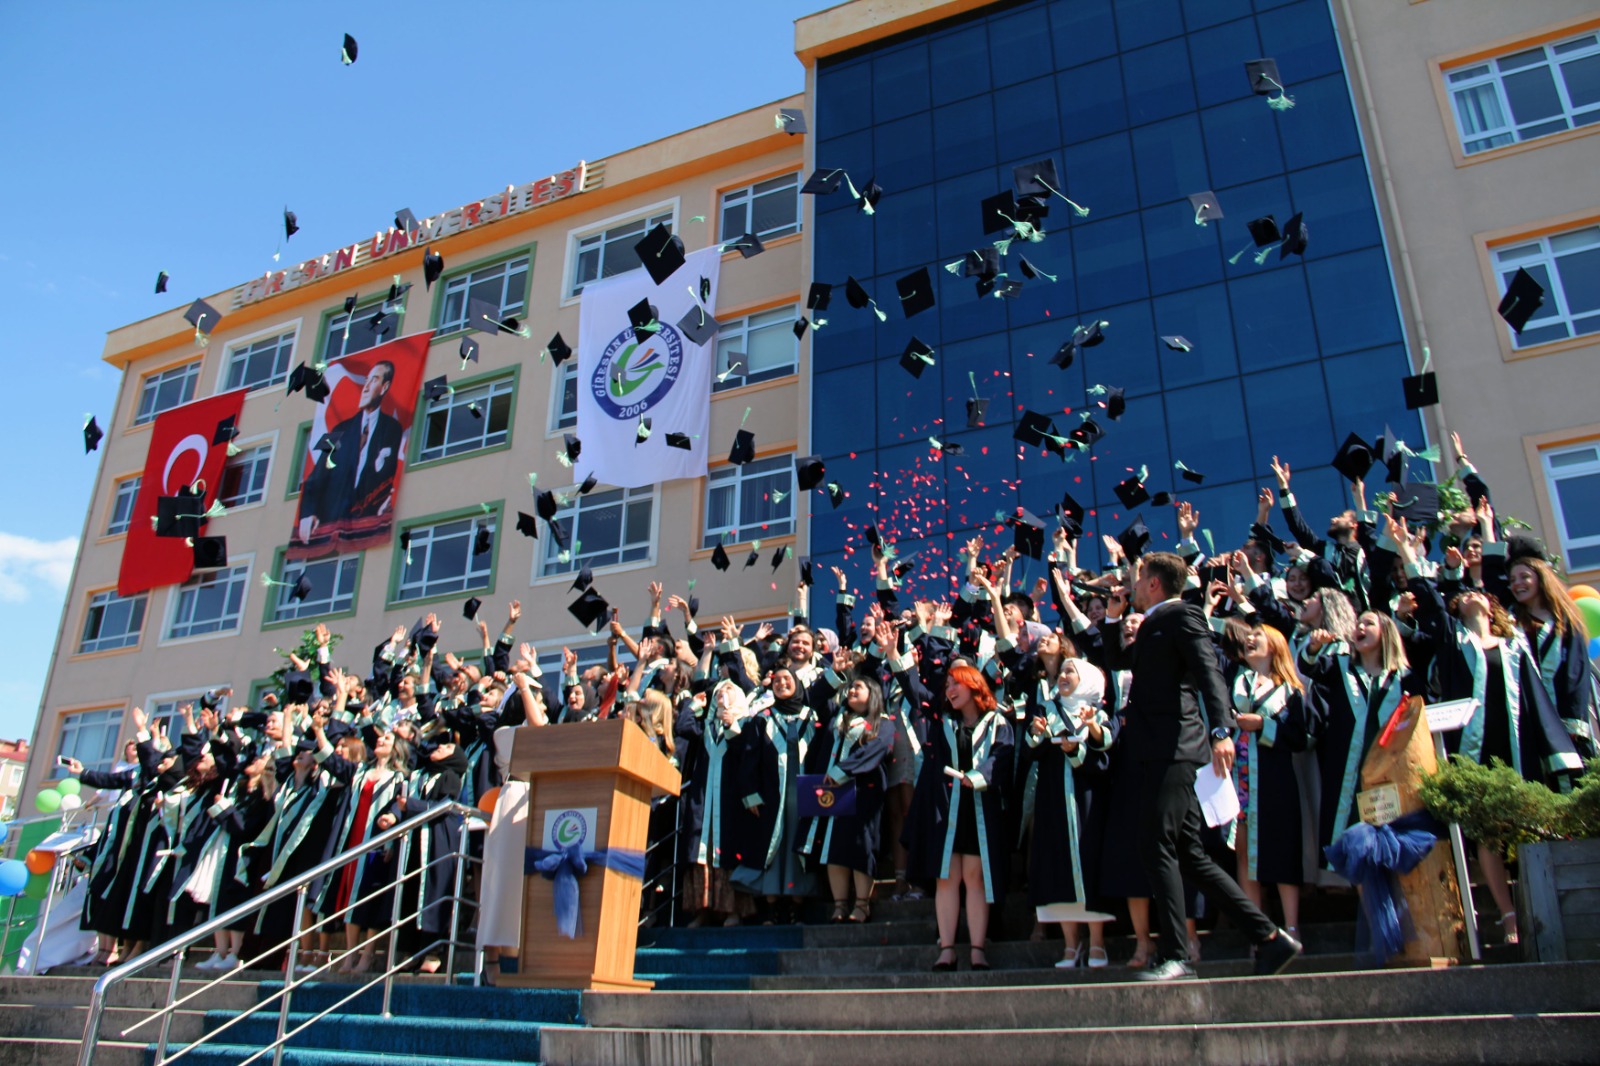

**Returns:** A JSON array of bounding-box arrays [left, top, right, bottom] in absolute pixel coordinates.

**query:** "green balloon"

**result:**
[[1579, 597, 1600, 641], [56, 778, 81, 797], [33, 789, 61, 814], [23, 874, 48, 901]]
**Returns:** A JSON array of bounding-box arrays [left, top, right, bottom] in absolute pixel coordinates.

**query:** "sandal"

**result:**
[[1126, 949, 1152, 970], [1499, 915, 1519, 945], [829, 901, 849, 924], [970, 941, 991, 972], [931, 943, 958, 972], [1087, 946, 1109, 969], [849, 902, 871, 924]]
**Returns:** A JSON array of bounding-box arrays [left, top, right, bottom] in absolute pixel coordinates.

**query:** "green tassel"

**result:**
[[771, 490, 787, 504], [944, 260, 964, 275], [689, 215, 706, 223], [226, 442, 241, 457], [528, 472, 538, 492], [751, 538, 762, 552], [740, 406, 752, 427], [1086, 384, 1107, 399], [1202, 529, 1216, 556]]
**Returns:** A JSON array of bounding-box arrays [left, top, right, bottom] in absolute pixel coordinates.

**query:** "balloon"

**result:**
[[33, 789, 61, 814], [58, 794, 83, 811], [1578, 598, 1600, 641], [1568, 584, 1599, 602], [0, 860, 28, 897], [56, 778, 81, 796], [24, 850, 55, 876], [23, 873, 48, 901], [478, 786, 501, 816], [0, 822, 9, 846], [1590, 636, 1600, 662]]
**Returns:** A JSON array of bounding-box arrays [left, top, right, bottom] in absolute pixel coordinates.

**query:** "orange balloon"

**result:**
[[1569, 585, 1599, 602], [478, 786, 502, 816], [24, 850, 55, 876]]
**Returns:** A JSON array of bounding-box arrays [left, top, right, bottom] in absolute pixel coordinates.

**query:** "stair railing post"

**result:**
[[381, 832, 413, 1019], [274, 885, 308, 1066], [446, 813, 470, 978], [154, 946, 186, 1064]]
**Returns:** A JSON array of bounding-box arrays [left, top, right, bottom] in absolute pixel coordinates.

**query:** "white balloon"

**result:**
[[57, 794, 83, 811]]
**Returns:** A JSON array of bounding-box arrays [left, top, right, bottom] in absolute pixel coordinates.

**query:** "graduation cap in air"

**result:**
[[899, 337, 935, 378], [777, 107, 806, 134], [793, 319, 810, 340], [1279, 213, 1308, 258], [1161, 335, 1194, 352], [711, 542, 731, 571], [1187, 191, 1223, 225], [155, 271, 169, 294], [1117, 516, 1151, 561], [729, 232, 765, 259], [546, 333, 572, 365], [468, 297, 508, 335], [965, 397, 990, 428], [1016, 256, 1053, 282], [568, 587, 610, 632], [559, 433, 582, 466], [515, 511, 539, 538], [743, 544, 761, 569], [897, 267, 934, 318], [360, 310, 398, 345], [1099, 385, 1126, 421], [463, 597, 482, 621], [340, 33, 358, 65], [1011, 509, 1047, 559], [422, 250, 444, 290], [1403, 371, 1439, 410], [863, 524, 882, 550], [1392, 483, 1442, 527], [856, 178, 883, 214], [1175, 461, 1205, 484], [424, 376, 452, 402], [1247, 216, 1281, 246], [665, 432, 693, 450], [83, 416, 103, 454], [677, 306, 720, 347], [928, 435, 964, 455], [844, 276, 872, 310], [1114, 472, 1151, 509], [1069, 418, 1106, 450], [578, 472, 599, 495], [1245, 57, 1285, 96], [807, 283, 832, 312], [192, 536, 227, 569], [800, 168, 846, 195], [1377, 430, 1407, 486], [290, 570, 314, 601], [826, 482, 845, 508], [769, 544, 790, 573], [571, 565, 595, 593], [627, 297, 660, 341], [473, 525, 494, 556], [980, 191, 1021, 235], [1014, 411, 1058, 448], [536, 489, 560, 521], [795, 455, 826, 491], [1013, 158, 1061, 199], [155, 493, 204, 538], [728, 429, 755, 465], [1057, 490, 1086, 534], [386, 280, 411, 307], [961, 247, 1001, 280], [799, 557, 814, 586], [1498, 267, 1545, 333], [635, 417, 652, 444], [184, 299, 222, 337], [459, 336, 480, 364], [283, 208, 299, 241], [1331, 432, 1376, 483], [213, 415, 240, 452], [636, 223, 687, 285], [393, 208, 418, 233]]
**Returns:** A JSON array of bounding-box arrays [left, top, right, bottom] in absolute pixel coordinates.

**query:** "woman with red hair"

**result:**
[[900, 652, 1014, 972]]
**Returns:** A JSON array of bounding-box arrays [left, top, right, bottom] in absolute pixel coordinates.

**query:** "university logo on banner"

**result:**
[[576, 246, 720, 490], [287, 331, 432, 561], [117, 389, 248, 596]]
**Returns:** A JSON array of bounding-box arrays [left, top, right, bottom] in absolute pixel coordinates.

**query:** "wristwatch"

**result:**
[[1210, 727, 1232, 742]]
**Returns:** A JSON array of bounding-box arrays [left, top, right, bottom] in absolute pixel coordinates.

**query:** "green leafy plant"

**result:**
[[1419, 756, 1600, 856], [268, 628, 342, 693]]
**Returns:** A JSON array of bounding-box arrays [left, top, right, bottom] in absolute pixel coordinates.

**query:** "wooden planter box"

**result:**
[[1516, 838, 1600, 961]]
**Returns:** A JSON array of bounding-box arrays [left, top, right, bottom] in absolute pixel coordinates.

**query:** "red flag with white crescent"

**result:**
[[117, 389, 247, 596]]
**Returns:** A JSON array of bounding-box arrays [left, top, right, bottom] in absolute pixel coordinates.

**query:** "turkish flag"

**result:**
[[117, 389, 247, 596]]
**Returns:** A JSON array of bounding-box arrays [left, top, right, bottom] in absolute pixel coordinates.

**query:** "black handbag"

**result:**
[[797, 774, 856, 817]]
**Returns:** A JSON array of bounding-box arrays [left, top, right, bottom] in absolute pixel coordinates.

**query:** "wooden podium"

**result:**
[[500, 719, 680, 990]]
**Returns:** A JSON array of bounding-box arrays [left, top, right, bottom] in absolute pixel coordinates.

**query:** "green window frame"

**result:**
[[408, 364, 521, 470], [428, 242, 537, 342], [386, 500, 505, 609], [313, 288, 409, 365], [260, 544, 365, 631]]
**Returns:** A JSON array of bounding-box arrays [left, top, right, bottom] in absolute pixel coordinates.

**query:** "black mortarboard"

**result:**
[[676, 306, 720, 347], [1245, 58, 1283, 95], [627, 297, 659, 340], [844, 276, 871, 309], [799, 558, 814, 587], [769, 544, 789, 573], [536, 489, 560, 521], [965, 397, 990, 428], [1176, 462, 1205, 484], [1012, 509, 1046, 559], [744, 545, 761, 569], [184, 299, 221, 336], [303, 366, 330, 403], [290, 571, 314, 602], [864, 524, 882, 549], [571, 565, 594, 593], [1150, 492, 1173, 508], [1102, 386, 1126, 421], [154, 494, 202, 538], [777, 107, 806, 134], [729, 232, 765, 259], [83, 416, 103, 454], [459, 336, 480, 364], [283, 208, 299, 241], [1331, 432, 1376, 483], [360, 310, 398, 346], [423, 250, 444, 289], [1498, 268, 1545, 333], [963, 247, 1001, 279], [192, 536, 227, 569], [213, 415, 239, 447], [1393, 483, 1442, 526], [1161, 335, 1194, 352], [468, 297, 505, 335], [666, 432, 693, 450], [578, 472, 598, 495], [1246, 216, 1281, 246], [1117, 516, 1151, 561], [1070, 418, 1106, 449], [1058, 490, 1086, 527], [515, 511, 538, 538], [424, 376, 451, 402], [635, 417, 652, 444], [1403, 371, 1439, 410], [1016, 256, 1050, 281], [981, 190, 1020, 235], [1075, 321, 1107, 349], [711, 542, 731, 571], [856, 179, 882, 214], [801, 168, 846, 195], [468, 402, 483, 420], [340, 33, 358, 64], [807, 283, 832, 311], [1051, 338, 1077, 369], [473, 525, 493, 556], [1014, 411, 1055, 447], [547, 333, 572, 365], [897, 267, 934, 318], [342, 295, 358, 315], [155, 271, 168, 294], [1279, 213, 1308, 258], [992, 281, 1024, 299], [560, 433, 582, 465], [826, 482, 845, 508], [394, 208, 418, 232], [568, 587, 610, 631], [929, 437, 964, 455], [463, 596, 482, 621], [899, 336, 935, 378], [793, 319, 810, 340], [1114, 474, 1150, 509], [1016, 193, 1050, 224], [1188, 191, 1223, 225], [795, 455, 826, 491], [386, 280, 411, 306], [547, 518, 569, 549], [636, 223, 687, 285], [1377, 429, 1407, 486], [729, 429, 755, 465], [1013, 158, 1061, 199]]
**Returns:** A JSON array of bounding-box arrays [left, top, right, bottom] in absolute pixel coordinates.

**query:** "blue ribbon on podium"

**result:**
[[525, 843, 647, 939], [1324, 809, 1441, 962]]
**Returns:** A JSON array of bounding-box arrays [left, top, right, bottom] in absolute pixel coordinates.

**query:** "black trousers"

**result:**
[[1139, 760, 1276, 961]]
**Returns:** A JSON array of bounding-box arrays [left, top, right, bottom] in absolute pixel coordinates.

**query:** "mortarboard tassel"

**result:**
[[258, 573, 293, 590], [842, 174, 876, 217], [1193, 200, 1216, 226], [1259, 74, 1296, 110], [1031, 176, 1090, 218], [688, 215, 706, 223], [868, 299, 887, 323], [1202, 529, 1216, 557], [717, 360, 744, 384], [944, 259, 965, 274]]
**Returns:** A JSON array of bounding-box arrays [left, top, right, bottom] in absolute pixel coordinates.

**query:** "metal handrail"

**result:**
[[77, 800, 480, 1066], [638, 795, 682, 931], [1, 807, 108, 973]]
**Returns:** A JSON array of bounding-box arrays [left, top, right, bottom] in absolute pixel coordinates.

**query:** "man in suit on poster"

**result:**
[[1100, 550, 1302, 981], [298, 360, 403, 543]]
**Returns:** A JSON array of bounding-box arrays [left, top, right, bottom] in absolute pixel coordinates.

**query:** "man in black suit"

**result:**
[[298, 360, 403, 542], [1101, 551, 1301, 981]]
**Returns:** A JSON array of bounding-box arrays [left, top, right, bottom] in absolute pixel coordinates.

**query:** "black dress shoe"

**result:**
[[1254, 928, 1303, 976], [1135, 958, 1197, 982]]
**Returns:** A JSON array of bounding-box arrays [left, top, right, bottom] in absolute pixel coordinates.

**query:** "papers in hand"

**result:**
[[1195, 764, 1240, 828]]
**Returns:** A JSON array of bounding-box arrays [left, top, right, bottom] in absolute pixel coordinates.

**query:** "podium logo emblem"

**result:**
[[553, 808, 589, 849]]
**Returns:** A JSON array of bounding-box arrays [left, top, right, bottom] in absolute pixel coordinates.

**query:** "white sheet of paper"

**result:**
[[1196, 763, 1240, 828]]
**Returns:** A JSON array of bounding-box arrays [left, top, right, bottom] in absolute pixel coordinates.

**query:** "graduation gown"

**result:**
[[674, 700, 746, 869], [726, 695, 821, 897], [797, 710, 895, 876], [317, 764, 407, 924], [1024, 679, 1111, 910], [902, 707, 1014, 903], [1230, 668, 1309, 885], [1305, 654, 1403, 868], [244, 754, 354, 941], [400, 753, 466, 936]]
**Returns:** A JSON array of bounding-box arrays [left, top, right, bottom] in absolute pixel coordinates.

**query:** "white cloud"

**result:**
[[0, 532, 78, 603]]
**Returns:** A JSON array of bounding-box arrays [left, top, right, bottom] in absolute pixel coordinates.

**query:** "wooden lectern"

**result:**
[[500, 719, 680, 990]]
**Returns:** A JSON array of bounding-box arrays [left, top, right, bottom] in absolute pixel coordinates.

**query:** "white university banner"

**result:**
[[575, 245, 721, 489]]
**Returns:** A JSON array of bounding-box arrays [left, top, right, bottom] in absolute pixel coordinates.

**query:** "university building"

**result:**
[[23, 0, 1600, 796]]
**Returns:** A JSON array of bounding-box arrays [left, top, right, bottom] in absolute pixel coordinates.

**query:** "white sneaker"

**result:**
[[195, 955, 222, 971], [217, 954, 241, 972]]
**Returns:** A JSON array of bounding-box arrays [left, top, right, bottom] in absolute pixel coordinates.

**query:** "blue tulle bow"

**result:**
[[525, 844, 647, 939], [1324, 810, 1441, 962]]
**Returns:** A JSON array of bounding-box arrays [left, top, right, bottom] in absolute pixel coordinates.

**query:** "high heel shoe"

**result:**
[[970, 941, 991, 971], [931, 943, 957, 972]]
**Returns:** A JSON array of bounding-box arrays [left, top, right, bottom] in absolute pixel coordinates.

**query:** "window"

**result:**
[[223, 330, 296, 392], [321, 300, 399, 362], [714, 306, 799, 391], [106, 476, 141, 536], [167, 564, 250, 640], [1494, 227, 1600, 347], [79, 590, 147, 653], [1543, 443, 1600, 572], [437, 256, 530, 334], [703, 455, 794, 548], [134, 362, 200, 425], [571, 208, 674, 296], [7, 765, 22, 788], [56, 709, 122, 775], [719, 173, 801, 243], [218, 443, 271, 508], [540, 485, 655, 578], [395, 515, 496, 602], [270, 554, 360, 622], [552, 362, 579, 430], [149, 690, 229, 740], [418, 377, 515, 462], [285, 423, 312, 499], [537, 642, 613, 679], [1446, 33, 1600, 155]]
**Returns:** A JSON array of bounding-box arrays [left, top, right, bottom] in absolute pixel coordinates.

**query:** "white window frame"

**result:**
[[269, 553, 361, 623], [394, 515, 496, 603], [78, 590, 147, 654], [1446, 32, 1600, 156], [221, 326, 298, 393], [7, 765, 23, 789], [417, 376, 516, 462], [564, 200, 677, 301], [218, 437, 274, 510], [1494, 226, 1600, 348], [106, 475, 141, 536], [437, 255, 531, 334], [718, 172, 802, 244], [714, 306, 800, 392], [146, 685, 232, 742], [703, 454, 795, 548], [134, 361, 201, 426], [535, 484, 658, 582], [55, 708, 123, 776], [1542, 442, 1600, 573], [550, 361, 580, 432], [163, 561, 252, 643], [537, 641, 615, 679]]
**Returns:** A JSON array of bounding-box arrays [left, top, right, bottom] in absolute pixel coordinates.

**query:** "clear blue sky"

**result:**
[[0, 0, 818, 742]]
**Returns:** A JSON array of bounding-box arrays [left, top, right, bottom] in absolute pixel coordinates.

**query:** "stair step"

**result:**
[[632, 946, 781, 976], [0, 1002, 206, 1043], [201, 1011, 544, 1061], [253, 981, 579, 1023], [0, 1037, 145, 1066], [751, 952, 1362, 989], [158, 1046, 528, 1066]]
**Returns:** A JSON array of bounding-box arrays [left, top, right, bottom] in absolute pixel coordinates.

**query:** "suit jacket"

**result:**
[[1101, 599, 1234, 766], [310, 409, 403, 524]]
